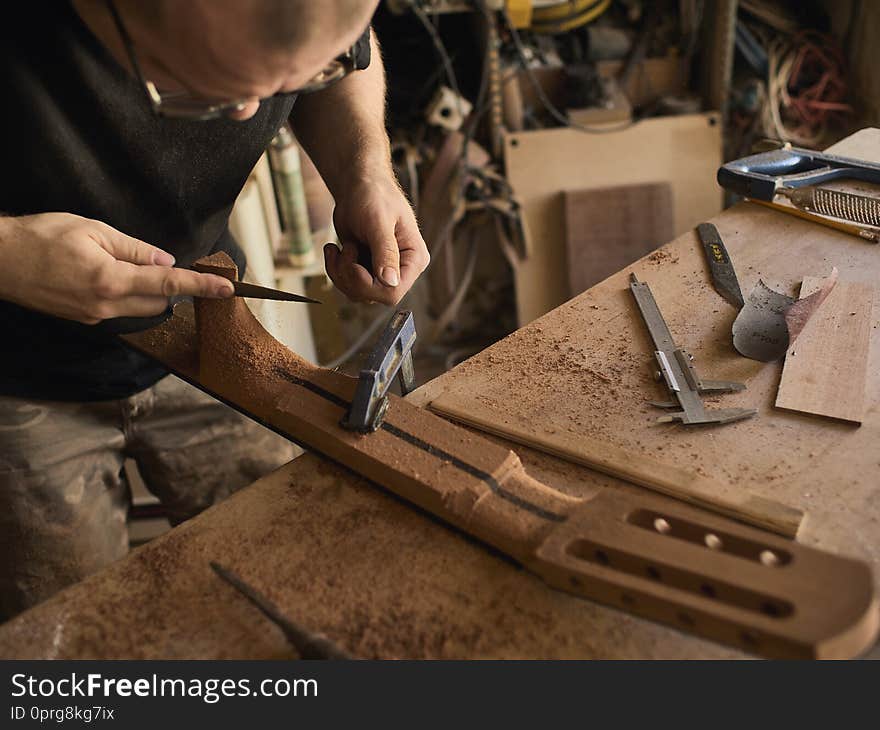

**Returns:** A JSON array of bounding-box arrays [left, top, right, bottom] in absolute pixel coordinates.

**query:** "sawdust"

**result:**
[[193, 252, 303, 406], [141, 322, 173, 351], [647, 249, 679, 265], [455, 313, 652, 446], [195, 250, 237, 269]]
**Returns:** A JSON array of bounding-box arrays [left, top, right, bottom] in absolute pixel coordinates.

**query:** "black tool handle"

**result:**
[[696, 222, 744, 309]]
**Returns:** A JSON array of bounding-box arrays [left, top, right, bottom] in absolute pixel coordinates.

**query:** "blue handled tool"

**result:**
[[718, 145, 880, 227]]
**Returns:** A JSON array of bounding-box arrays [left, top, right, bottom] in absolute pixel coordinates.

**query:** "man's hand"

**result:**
[[0, 213, 234, 325], [291, 29, 430, 306], [325, 178, 429, 306]]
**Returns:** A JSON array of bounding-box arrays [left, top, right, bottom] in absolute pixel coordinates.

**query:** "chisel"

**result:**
[[211, 562, 352, 660], [696, 222, 744, 310], [231, 280, 321, 304]]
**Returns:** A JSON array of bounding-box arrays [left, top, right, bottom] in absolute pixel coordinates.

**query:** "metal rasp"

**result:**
[[629, 273, 756, 426], [777, 186, 880, 227], [696, 223, 744, 309]]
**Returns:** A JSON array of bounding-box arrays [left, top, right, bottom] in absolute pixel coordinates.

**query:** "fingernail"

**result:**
[[217, 280, 234, 297], [154, 250, 175, 266], [379, 267, 399, 287]]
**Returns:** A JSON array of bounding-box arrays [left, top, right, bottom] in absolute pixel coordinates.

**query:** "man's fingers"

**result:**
[[323, 243, 346, 292], [324, 242, 398, 304], [385, 221, 429, 299], [396, 216, 430, 269], [398, 247, 428, 291], [325, 220, 430, 306], [122, 263, 234, 299], [106, 295, 171, 319], [325, 242, 374, 296], [94, 224, 176, 267], [363, 220, 401, 288]]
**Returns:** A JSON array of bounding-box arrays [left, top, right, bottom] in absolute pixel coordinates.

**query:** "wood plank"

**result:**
[[564, 183, 674, 297], [776, 278, 875, 424], [505, 112, 722, 325], [429, 391, 804, 537]]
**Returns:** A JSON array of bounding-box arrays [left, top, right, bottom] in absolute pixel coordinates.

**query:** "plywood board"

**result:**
[[776, 278, 875, 424], [564, 182, 674, 297], [505, 112, 722, 325]]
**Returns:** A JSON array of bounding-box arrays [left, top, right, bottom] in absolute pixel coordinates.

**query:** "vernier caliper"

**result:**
[[629, 273, 756, 426]]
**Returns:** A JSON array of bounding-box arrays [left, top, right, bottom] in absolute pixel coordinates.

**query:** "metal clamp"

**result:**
[[340, 310, 417, 433]]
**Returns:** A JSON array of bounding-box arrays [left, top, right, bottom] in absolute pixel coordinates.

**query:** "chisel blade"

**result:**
[[210, 562, 352, 660], [697, 222, 744, 310], [232, 280, 321, 304]]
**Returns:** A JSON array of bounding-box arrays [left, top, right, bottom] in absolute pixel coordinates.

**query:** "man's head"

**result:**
[[79, 0, 379, 120]]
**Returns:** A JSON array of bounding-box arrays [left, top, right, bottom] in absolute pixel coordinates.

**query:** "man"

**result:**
[[0, 0, 429, 620]]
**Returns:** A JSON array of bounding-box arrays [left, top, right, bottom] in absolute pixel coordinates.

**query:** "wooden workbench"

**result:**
[[1, 131, 877, 660]]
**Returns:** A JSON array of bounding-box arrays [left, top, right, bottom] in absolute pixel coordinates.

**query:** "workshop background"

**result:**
[[128, 0, 879, 544]]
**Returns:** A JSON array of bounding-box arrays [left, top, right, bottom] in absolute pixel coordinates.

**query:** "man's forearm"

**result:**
[[291, 29, 428, 305], [290, 31, 392, 201]]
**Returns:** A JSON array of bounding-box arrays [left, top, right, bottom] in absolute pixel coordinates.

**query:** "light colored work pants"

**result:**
[[0, 375, 297, 621]]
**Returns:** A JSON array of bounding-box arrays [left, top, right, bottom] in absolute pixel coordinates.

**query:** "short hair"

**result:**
[[258, 0, 373, 49]]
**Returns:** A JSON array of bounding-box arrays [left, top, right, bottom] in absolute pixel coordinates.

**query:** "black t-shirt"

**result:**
[[0, 3, 365, 401]]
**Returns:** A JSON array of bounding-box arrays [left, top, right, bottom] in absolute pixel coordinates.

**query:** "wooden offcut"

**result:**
[[564, 182, 674, 296], [776, 278, 875, 424], [504, 112, 722, 324], [429, 392, 804, 537]]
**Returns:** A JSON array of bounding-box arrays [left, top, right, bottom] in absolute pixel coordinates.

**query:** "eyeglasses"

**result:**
[[105, 0, 357, 120]]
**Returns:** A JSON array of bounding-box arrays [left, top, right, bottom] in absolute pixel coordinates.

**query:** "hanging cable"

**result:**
[[323, 306, 397, 371], [761, 31, 852, 147], [424, 225, 481, 345], [409, 0, 493, 270], [500, 6, 638, 133]]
